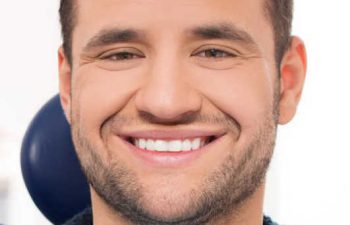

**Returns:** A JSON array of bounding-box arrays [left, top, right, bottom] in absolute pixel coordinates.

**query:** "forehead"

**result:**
[[73, 0, 273, 57], [75, 0, 268, 30]]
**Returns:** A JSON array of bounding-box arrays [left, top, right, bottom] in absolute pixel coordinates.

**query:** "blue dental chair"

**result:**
[[21, 95, 91, 225]]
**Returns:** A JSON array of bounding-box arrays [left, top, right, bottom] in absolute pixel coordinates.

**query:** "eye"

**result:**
[[102, 52, 141, 61], [191, 46, 243, 70], [94, 48, 145, 71], [194, 48, 237, 58], [100, 50, 145, 61]]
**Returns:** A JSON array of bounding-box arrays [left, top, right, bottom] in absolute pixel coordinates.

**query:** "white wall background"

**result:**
[[0, 0, 349, 225]]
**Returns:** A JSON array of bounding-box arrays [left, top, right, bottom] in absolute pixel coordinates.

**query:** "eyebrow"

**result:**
[[83, 28, 145, 52], [82, 23, 258, 52], [188, 23, 258, 49]]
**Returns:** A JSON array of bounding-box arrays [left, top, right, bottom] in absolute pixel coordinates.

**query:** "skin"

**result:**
[[58, 0, 307, 224]]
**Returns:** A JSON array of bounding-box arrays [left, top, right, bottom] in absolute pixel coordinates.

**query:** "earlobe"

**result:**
[[278, 36, 307, 125], [58, 46, 72, 124]]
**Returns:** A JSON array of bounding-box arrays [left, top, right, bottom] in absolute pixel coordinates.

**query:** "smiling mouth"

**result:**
[[124, 136, 218, 152]]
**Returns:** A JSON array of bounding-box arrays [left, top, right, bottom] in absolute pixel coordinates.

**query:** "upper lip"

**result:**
[[117, 129, 226, 140]]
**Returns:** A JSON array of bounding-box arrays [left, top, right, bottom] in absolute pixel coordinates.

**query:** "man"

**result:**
[[58, 0, 307, 224]]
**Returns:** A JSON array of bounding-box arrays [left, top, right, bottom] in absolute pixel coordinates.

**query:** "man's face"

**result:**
[[60, 0, 285, 224]]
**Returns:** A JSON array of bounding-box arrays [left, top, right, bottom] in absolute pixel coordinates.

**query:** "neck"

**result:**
[[91, 184, 265, 225]]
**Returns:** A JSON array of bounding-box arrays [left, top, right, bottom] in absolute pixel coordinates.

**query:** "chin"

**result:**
[[137, 179, 199, 220]]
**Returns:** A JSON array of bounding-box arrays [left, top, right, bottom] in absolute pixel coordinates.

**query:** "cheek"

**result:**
[[71, 66, 143, 137], [190, 62, 276, 130]]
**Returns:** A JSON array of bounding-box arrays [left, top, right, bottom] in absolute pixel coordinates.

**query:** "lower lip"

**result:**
[[120, 136, 223, 168]]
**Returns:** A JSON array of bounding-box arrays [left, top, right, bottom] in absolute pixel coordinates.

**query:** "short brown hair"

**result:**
[[264, 0, 293, 65], [59, 0, 293, 67]]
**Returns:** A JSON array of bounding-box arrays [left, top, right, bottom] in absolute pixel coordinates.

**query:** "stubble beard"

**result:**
[[71, 95, 279, 225]]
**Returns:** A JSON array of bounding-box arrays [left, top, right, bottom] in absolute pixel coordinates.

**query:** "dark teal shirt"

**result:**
[[62, 208, 278, 225]]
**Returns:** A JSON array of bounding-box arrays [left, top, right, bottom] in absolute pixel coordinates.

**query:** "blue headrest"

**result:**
[[21, 95, 91, 225]]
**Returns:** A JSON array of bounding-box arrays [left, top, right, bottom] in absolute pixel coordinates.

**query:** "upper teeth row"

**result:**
[[133, 138, 205, 152]]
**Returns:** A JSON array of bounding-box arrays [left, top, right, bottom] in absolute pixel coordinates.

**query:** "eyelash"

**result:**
[[100, 51, 144, 61], [193, 48, 237, 58], [99, 48, 237, 61]]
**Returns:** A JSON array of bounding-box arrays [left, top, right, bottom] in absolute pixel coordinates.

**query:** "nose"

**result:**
[[134, 59, 202, 124]]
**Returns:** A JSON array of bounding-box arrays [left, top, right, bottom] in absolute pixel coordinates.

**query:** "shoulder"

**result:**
[[263, 215, 279, 225]]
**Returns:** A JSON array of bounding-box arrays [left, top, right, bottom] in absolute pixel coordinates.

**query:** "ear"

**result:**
[[278, 36, 307, 125], [58, 46, 72, 124]]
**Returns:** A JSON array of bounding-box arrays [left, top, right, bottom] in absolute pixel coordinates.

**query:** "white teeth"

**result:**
[[146, 139, 154, 150], [182, 140, 192, 151], [191, 138, 201, 150], [168, 140, 182, 152], [154, 140, 168, 151], [133, 137, 207, 152], [139, 139, 146, 149]]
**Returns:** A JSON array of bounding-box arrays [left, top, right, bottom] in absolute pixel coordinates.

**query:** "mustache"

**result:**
[[106, 111, 241, 131]]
